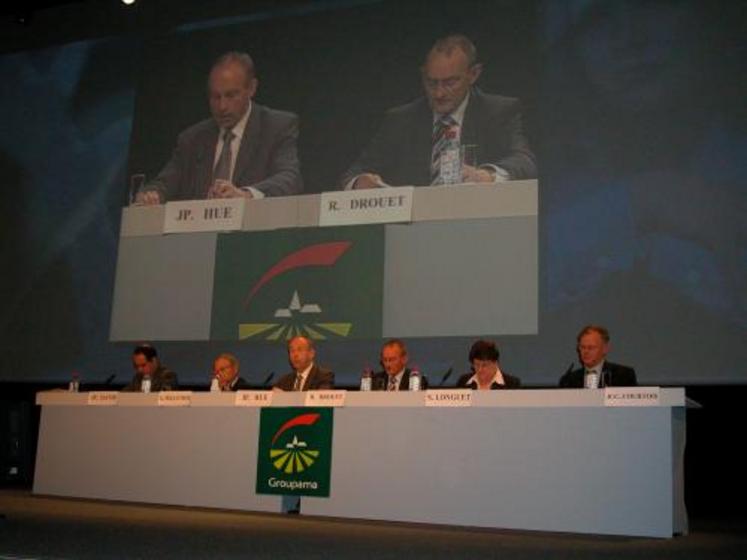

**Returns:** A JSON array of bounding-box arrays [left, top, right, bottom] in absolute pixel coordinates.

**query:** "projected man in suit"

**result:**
[[136, 51, 302, 204], [559, 325, 637, 388], [123, 344, 177, 392], [342, 34, 536, 189], [274, 336, 334, 391], [371, 339, 427, 391]]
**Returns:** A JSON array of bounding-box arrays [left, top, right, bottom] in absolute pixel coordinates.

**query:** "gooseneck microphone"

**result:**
[[439, 367, 454, 387]]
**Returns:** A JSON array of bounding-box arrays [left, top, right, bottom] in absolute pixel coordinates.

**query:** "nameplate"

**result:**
[[157, 391, 193, 407], [304, 390, 347, 407], [87, 391, 119, 406], [234, 391, 274, 407], [604, 387, 660, 407], [425, 389, 473, 407], [319, 187, 414, 226], [163, 199, 245, 233]]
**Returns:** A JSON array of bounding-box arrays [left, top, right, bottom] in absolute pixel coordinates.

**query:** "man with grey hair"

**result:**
[[137, 51, 302, 204], [559, 325, 637, 388], [342, 34, 536, 189]]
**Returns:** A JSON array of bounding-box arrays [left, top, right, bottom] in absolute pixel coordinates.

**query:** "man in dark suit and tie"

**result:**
[[136, 51, 302, 204], [371, 339, 427, 391], [342, 34, 536, 190], [559, 325, 637, 388], [274, 336, 334, 391]]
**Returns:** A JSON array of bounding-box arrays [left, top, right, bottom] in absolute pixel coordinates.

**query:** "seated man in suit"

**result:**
[[274, 336, 334, 391], [559, 325, 637, 388], [123, 344, 177, 392], [342, 34, 536, 190], [456, 340, 520, 389], [371, 339, 428, 391], [211, 352, 247, 391], [136, 51, 302, 204]]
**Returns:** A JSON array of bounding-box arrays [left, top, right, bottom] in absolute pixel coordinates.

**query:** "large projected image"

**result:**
[[1, 1, 744, 387]]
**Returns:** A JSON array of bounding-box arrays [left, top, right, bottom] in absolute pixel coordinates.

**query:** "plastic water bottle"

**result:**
[[584, 371, 599, 389], [360, 368, 372, 392], [408, 368, 422, 392], [68, 372, 80, 393], [210, 376, 221, 392], [440, 131, 462, 185], [141, 374, 152, 394]]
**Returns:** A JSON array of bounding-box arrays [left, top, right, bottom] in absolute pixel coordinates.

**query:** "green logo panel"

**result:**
[[211, 226, 384, 341], [256, 407, 334, 497]]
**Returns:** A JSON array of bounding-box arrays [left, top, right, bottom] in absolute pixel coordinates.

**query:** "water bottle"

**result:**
[[584, 371, 599, 389], [68, 372, 80, 393], [141, 374, 152, 394], [440, 131, 462, 185], [408, 368, 422, 392], [360, 368, 372, 392], [210, 376, 221, 392]]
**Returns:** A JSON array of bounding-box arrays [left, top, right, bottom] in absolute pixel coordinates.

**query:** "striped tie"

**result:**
[[431, 116, 456, 185]]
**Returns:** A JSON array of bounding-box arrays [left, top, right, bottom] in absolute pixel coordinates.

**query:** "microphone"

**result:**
[[261, 371, 275, 387], [439, 367, 453, 387], [103, 374, 116, 386], [564, 362, 574, 376]]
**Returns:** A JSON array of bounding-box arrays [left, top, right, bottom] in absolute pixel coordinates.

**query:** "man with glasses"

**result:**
[[211, 353, 247, 391], [342, 34, 536, 189]]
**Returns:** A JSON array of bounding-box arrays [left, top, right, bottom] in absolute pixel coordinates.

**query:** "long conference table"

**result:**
[[34, 388, 687, 538]]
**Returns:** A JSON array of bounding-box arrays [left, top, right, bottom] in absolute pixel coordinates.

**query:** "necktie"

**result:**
[[431, 116, 456, 185], [293, 373, 303, 391], [213, 129, 235, 182], [387, 376, 398, 391]]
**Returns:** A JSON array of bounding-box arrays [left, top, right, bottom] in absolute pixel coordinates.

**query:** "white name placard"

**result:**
[[319, 187, 414, 226], [234, 390, 274, 407], [87, 391, 119, 406], [157, 391, 193, 407], [304, 390, 347, 407], [604, 387, 660, 407], [163, 198, 245, 233], [425, 389, 473, 407]]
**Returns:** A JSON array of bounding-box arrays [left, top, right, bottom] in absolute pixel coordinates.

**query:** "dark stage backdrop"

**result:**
[[1, 0, 744, 387]]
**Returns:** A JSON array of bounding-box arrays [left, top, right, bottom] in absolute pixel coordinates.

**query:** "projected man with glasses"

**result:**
[[135, 51, 302, 204], [342, 34, 536, 190]]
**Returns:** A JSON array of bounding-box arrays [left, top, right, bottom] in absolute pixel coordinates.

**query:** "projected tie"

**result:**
[[431, 116, 455, 185], [213, 129, 235, 182], [293, 374, 303, 391]]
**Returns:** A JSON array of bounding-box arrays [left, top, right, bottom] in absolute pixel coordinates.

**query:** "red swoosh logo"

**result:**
[[271, 413, 320, 445], [243, 241, 352, 309]]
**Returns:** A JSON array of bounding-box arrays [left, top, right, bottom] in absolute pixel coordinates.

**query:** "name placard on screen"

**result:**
[[163, 199, 245, 233], [319, 187, 414, 226], [235, 390, 274, 407]]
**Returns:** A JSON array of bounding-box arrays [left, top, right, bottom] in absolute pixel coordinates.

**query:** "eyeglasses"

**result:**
[[422, 76, 463, 92]]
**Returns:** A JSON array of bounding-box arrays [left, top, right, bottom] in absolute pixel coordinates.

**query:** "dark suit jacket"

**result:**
[[559, 361, 637, 388], [274, 365, 334, 391], [123, 365, 178, 392], [342, 88, 536, 186], [456, 371, 521, 389], [371, 368, 429, 391], [148, 103, 302, 201]]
